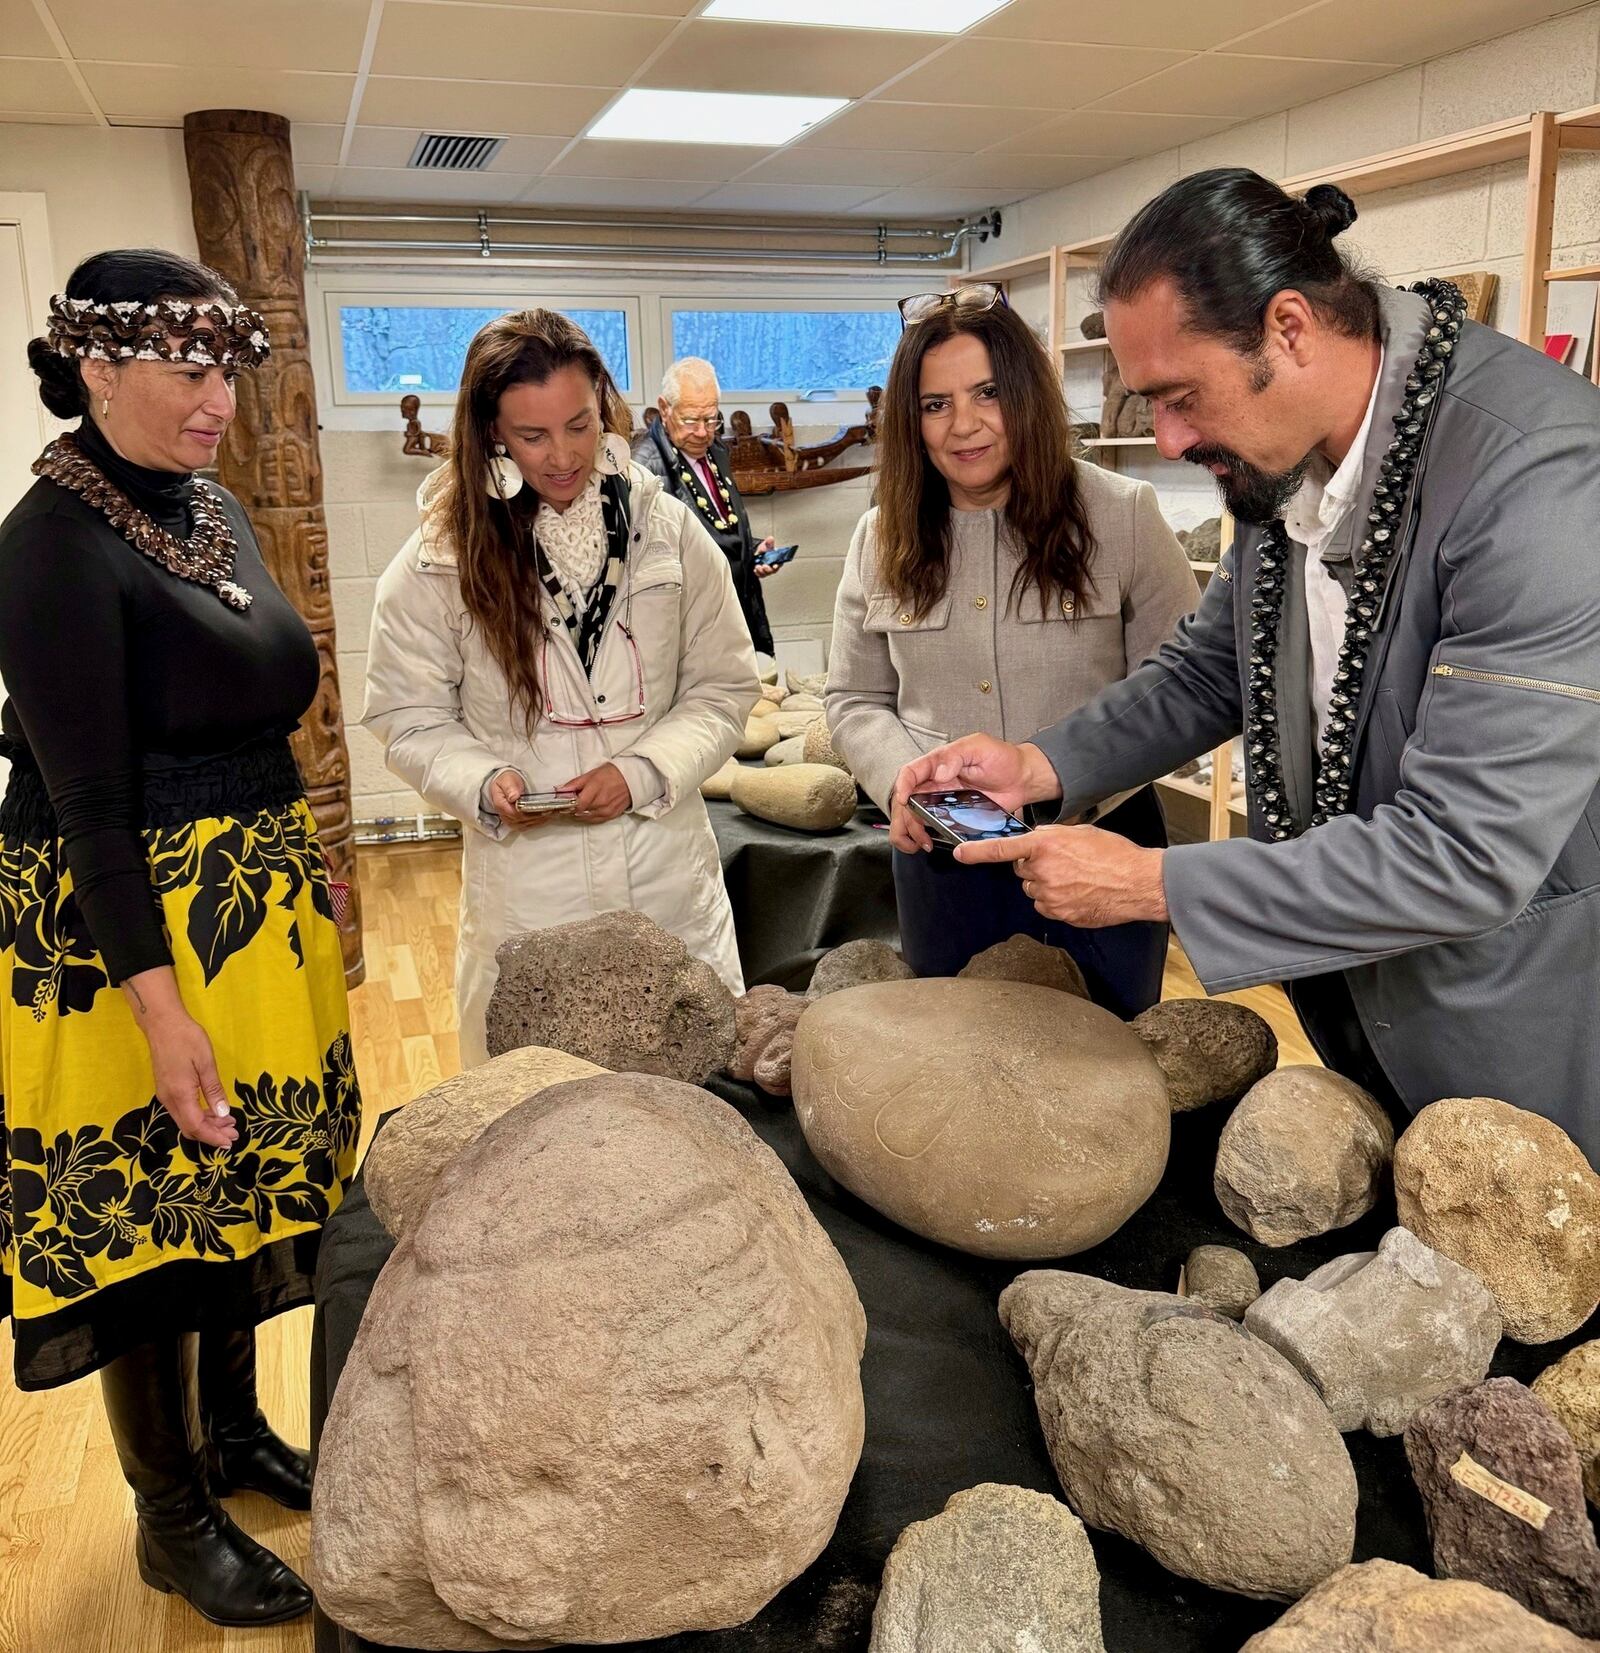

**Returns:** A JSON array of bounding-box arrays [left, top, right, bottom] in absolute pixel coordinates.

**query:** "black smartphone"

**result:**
[[756, 543, 798, 568], [906, 788, 1030, 846]]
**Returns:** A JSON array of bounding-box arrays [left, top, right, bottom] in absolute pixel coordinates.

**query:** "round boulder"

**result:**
[[1394, 1095, 1600, 1343], [1182, 1244, 1261, 1320], [1215, 1067, 1394, 1246], [365, 1046, 606, 1239], [485, 909, 736, 1082], [792, 979, 1170, 1259], [957, 934, 1088, 999], [1130, 999, 1277, 1111], [807, 939, 914, 999], [313, 1074, 867, 1649], [731, 763, 858, 832]]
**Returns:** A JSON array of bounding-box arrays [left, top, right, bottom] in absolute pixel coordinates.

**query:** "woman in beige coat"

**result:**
[[826, 287, 1197, 1015], [365, 311, 759, 1065]]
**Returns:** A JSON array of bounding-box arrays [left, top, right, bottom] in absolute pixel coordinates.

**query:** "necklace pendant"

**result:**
[[217, 581, 253, 610]]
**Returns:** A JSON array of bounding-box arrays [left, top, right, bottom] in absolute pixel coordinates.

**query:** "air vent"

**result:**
[[407, 132, 505, 171]]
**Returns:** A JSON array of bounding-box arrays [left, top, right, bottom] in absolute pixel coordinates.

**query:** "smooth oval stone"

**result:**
[[731, 763, 858, 832], [701, 757, 741, 800], [736, 717, 780, 759], [764, 736, 807, 766], [774, 709, 823, 740], [1395, 1095, 1600, 1343], [792, 979, 1170, 1259]]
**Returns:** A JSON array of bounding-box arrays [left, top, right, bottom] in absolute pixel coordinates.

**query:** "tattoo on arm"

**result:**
[[124, 982, 147, 1016]]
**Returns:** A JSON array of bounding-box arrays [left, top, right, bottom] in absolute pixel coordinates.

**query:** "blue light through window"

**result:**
[[671, 308, 898, 393], [339, 305, 631, 393]]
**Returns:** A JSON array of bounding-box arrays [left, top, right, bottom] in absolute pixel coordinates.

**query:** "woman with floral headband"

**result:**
[[0, 248, 362, 1626]]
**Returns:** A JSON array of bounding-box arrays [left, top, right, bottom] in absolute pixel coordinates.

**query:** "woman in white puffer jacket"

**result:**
[[364, 309, 759, 1065]]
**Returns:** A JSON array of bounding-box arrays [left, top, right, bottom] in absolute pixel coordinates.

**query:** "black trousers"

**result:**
[[892, 785, 1169, 1020]]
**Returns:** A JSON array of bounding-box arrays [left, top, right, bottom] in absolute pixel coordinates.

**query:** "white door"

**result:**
[[0, 194, 57, 789]]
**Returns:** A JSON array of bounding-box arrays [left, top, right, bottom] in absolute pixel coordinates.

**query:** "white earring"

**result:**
[[485, 441, 523, 500], [596, 431, 630, 478]]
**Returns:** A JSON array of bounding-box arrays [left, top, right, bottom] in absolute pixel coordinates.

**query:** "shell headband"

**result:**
[[45, 294, 271, 368]]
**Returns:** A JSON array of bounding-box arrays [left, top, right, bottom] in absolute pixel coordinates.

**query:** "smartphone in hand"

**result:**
[[756, 543, 798, 569], [906, 788, 1029, 847], [515, 791, 579, 816]]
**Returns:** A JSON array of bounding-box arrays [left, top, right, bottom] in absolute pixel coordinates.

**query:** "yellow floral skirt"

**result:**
[[0, 749, 361, 1390]]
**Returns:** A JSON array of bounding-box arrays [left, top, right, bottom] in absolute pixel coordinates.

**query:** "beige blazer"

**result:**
[[825, 461, 1200, 810]]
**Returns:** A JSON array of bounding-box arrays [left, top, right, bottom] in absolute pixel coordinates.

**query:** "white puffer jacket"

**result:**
[[363, 461, 759, 1066]]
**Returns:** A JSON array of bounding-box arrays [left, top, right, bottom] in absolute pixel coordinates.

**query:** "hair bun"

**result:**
[[26, 336, 87, 420], [1303, 183, 1358, 239]]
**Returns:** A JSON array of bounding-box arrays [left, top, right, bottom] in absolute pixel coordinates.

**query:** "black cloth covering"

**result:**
[[707, 798, 898, 988], [311, 1079, 1587, 1653]]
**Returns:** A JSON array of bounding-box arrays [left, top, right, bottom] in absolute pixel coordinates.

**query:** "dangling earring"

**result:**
[[485, 440, 523, 500], [101, 397, 110, 421]]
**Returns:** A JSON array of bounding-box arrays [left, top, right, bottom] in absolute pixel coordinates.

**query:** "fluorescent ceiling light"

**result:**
[[586, 89, 849, 147], [702, 0, 1010, 29]]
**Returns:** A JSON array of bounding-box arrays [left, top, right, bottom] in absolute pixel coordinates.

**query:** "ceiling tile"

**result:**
[[373, 2, 671, 83], [295, 163, 342, 195], [797, 100, 1059, 152], [415, 0, 698, 10], [1231, 0, 1584, 66], [744, 147, 945, 186], [888, 38, 1191, 110], [0, 0, 57, 58], [344, 126, 427, 169], [639, 20, 943, 98], [549, 140, 773, 180], [519, 175, 715, 208], [81, 64, 356, 123], [982, 108, 1232, 157], [292, 123, 347, 165], [922, 153, 1107, 190], [331, 165, 532, 203], [0, 57, 86, 116], [50, 0, 372, 72], [849, 185, 1011, 217], [694, 181, 888, 212], [357, 76, 611, 136], [978, 0, 1313, 51], [1092, 52, 1397, 120]]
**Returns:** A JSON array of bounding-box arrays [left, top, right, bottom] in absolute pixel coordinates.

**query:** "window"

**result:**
[[670, 306, 899, 394], [336, 303, 632, 394]]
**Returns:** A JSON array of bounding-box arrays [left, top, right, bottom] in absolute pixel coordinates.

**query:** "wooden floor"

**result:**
[[0, 842, 1315, 1653]]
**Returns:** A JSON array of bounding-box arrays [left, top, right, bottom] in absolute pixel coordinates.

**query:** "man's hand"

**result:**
[[889, 735, 1061, 853], [559, 762, 632, 825], [954, 823, 1169, 927], [754, 535, 782, 579]]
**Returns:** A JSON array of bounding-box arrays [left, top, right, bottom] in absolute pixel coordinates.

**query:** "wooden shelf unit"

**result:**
[[950, 246, 1065, 356]]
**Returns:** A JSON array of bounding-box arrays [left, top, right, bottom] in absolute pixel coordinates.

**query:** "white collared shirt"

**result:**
[[1283, 351, 1385, 747]]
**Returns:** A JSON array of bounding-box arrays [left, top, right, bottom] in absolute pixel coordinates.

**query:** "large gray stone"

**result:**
[[807, 939, 914, 999], [730, 763, 858, 832], [1239, 1559, 1600, 1652], [365, 1046, 606, 1239], [793, 980, 1169, 1260], [1182, 1244, 1260, 1320], [1215, 1068, 1394, 1245], [1534, 1341, 1600, 1506], [485, 910, 736, 1082], [999, 1271, 1357, 1600], [1130, 999, 1277, 1112], [1404, 1377, 1600, 1636], [1244, 1227, 1501, 1436], [1394, 1096, 1600, 1343], [313, 1074, 867, 1649], [958, 934, 1088, 1000], [868, 1483, 1104, 1653]]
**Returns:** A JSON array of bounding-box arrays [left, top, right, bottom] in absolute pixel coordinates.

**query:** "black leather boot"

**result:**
[[100, 1335, 312, 1627], [199, 1326, 313, 1511]]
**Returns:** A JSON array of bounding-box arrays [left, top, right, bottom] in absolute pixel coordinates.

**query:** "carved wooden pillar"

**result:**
[[182, 110, 364, 985]]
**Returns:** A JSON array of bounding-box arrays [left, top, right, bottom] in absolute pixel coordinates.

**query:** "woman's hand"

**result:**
[[559, 762, 632, 825], [486, 768, 559, 832], [888, 736, 1061, 853], [122, 969, 238, 1148]]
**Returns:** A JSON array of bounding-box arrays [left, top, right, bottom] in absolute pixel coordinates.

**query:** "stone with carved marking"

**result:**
[[1404, 1377, 1600, 1635], [312, 1073, 867, 1648], [1239, 1559, 1600, 1651], [792, 979, 1169, 1259]]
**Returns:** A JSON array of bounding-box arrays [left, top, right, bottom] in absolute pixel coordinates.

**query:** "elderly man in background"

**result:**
[[634, 357, 780, 657]]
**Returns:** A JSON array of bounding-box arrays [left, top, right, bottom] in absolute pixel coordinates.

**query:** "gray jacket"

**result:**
[[827, 462, 1198, 811], [1032, 285, 1600, 1162]]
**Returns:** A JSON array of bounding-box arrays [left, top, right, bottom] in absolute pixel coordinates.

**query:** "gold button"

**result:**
[[975, 595, 988, 609], [979, 680, 992, 693], [899, 612, 912, 625], [1061, 597, 1074, 614]]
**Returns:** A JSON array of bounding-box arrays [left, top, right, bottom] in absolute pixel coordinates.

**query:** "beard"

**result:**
[[1182, 442, 1309, 525]]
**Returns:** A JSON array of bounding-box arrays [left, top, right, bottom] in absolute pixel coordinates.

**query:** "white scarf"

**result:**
[[534, 475, 607, 613]]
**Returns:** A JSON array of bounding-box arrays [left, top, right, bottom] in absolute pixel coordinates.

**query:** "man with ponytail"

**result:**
[[894, 167, 1600, 1162]]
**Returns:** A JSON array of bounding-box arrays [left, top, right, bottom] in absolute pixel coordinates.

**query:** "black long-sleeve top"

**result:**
[[0, 421, 320, 983]]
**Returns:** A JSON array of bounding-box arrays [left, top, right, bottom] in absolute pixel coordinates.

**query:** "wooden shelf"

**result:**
[[1082, 435, 1158, 448], [1546, 264, 1600, 282], [1229, 796, 1249, 818], [953, 252, 1052, 286], [1060, 336, 1109, 354], [1156, 773, 1211, 803], [1189, 560, 1219, 573]]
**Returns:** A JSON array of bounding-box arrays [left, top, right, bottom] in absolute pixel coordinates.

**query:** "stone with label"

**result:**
[[1404, 1376, 1600, 1636]]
